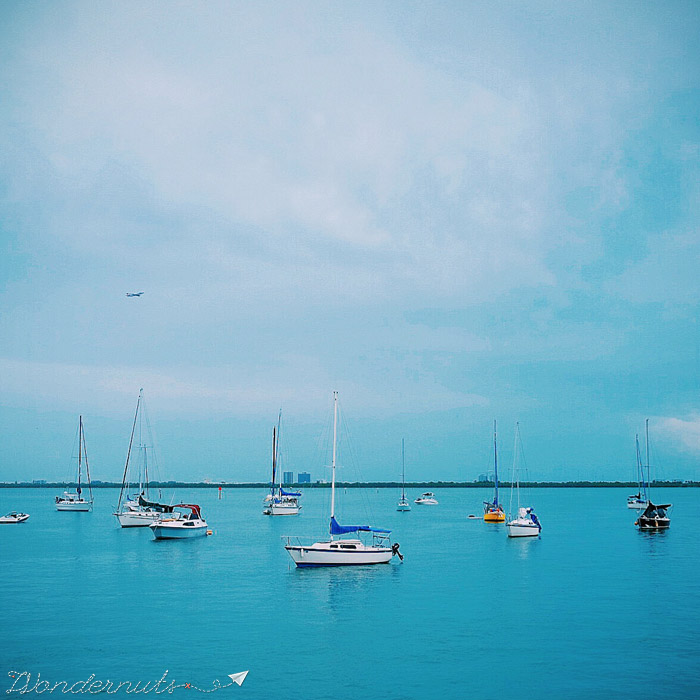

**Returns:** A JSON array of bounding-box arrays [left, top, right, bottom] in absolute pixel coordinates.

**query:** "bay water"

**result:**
[[2, 486, 699, 699]]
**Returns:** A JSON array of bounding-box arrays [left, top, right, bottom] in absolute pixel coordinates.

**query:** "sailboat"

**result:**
[[483, 420, 505, 522], [284, 392, 402, 567], [114, 390, 179, 528], [627, 418, 649, 510], [506, 422, 541, 537], [55, 416, 93, 512], [397, 439, 411, 511], [634, 419, 672, 530], [263, 411, 301, 516]]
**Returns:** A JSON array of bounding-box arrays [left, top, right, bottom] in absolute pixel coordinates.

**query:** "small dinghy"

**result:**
[[0, 512, 30, 524]]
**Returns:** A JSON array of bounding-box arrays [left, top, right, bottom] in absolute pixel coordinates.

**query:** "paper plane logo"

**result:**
[[228, 672, 248, 687]]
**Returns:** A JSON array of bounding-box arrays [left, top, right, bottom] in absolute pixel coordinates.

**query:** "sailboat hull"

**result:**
[[115, 510, 162, 528], [56, 500, 92, 511], [285, 541, 393, 567], [507, 520, 540, 537], [636, 517, 671, 530], [484, 510, 505, 522], [627, 500, 647, 510], [266, 504, 301, 515]]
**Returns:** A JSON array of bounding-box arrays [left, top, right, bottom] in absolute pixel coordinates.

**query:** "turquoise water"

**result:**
[[2, 487, 699, 699]]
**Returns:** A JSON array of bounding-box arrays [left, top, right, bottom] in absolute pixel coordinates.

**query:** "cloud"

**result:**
[[656, 413, 700, 454]]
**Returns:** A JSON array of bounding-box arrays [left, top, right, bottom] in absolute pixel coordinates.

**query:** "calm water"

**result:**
[[1, 487, 699, 699]]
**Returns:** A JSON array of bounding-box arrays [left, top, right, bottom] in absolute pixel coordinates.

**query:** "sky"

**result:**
[[1, 0, 699, 484]]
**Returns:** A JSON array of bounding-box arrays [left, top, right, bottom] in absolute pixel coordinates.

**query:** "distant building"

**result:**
[[316, 479, 327, 484], [283, 471, 294, 484], [32, 479, 46, 485], [298, 472, 311, 483]]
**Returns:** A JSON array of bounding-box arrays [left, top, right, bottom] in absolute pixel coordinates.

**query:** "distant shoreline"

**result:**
[[2, 480, 698, 488]]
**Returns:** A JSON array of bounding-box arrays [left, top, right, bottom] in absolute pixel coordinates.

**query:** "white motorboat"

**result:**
[[0, 511, 30, 524], [284, 392, 401, 567], [150, 504, 209, 539], [262, 411, 301, 516], [627, 423, 650, 510], [506, 423, 541, 538], [414, 492, 438, 505], [397, 439, 411, 512], [114, 390, 178, 528], [55, 416, 93, 512]]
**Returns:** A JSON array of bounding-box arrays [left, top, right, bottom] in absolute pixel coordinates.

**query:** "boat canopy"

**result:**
[[281, 488, 301, 497], [641, 502, 671, 517], [174, 503, 202, 519], [330, 516, 390, 535], [138, 494, 175, 513]]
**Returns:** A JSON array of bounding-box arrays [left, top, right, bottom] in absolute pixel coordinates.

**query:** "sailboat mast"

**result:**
[[82, 417, 93, 504], [493, 420, 499, 506], [117, 390, 141, 512], [271, 426, 277, 497], [514, 422, 521, 510], [276, 410, 282, 493], [645, 418, 650, 494], [331, 391, 338, 522], [635, 434, 644, 494], [77, 416, 82, 496], [401, 438, 406, 499]]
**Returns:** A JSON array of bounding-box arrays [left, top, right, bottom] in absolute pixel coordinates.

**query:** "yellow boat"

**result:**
[[483, 505, 505, 522], [483, 420, 505, 522]]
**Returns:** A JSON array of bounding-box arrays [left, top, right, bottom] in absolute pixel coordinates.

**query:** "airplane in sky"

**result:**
[[126, 292, 144, 297]]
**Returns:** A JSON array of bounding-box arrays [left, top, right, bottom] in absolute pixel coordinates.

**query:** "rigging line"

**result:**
[[81, 416, 94, 503], [117, 390, 142, 512]]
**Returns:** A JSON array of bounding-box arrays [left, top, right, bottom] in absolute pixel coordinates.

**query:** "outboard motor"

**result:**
[[392, 542, 403, 561]]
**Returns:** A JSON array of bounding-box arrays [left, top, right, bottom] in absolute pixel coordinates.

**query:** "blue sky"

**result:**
[[1, 1, 699, 483]]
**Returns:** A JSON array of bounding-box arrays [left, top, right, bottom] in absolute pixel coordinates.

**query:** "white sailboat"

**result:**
[[55, 416, 93, 512], [627, 421, 650, 509], [284, 392, 402, 567], [263, 411, 301, 516], [114, 390, 179, 528], [506, 422, 541, 538], [397, 439, 411, 511]]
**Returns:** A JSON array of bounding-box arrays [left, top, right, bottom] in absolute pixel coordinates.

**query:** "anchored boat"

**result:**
[[114, 390, 179, 528], [150, 504, 208, 539], [484, 420, 505, 522], [263, 411, 301, 516], [0, 512, 30, 524], [506, 423, 541, 538], [633, 420, 672, 530], [284, 392, 401, 567], [414, 492, 438, 505], [627, 421, 650, 510], [397, 439, 411, 511], [55, 416, 93, 512]]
